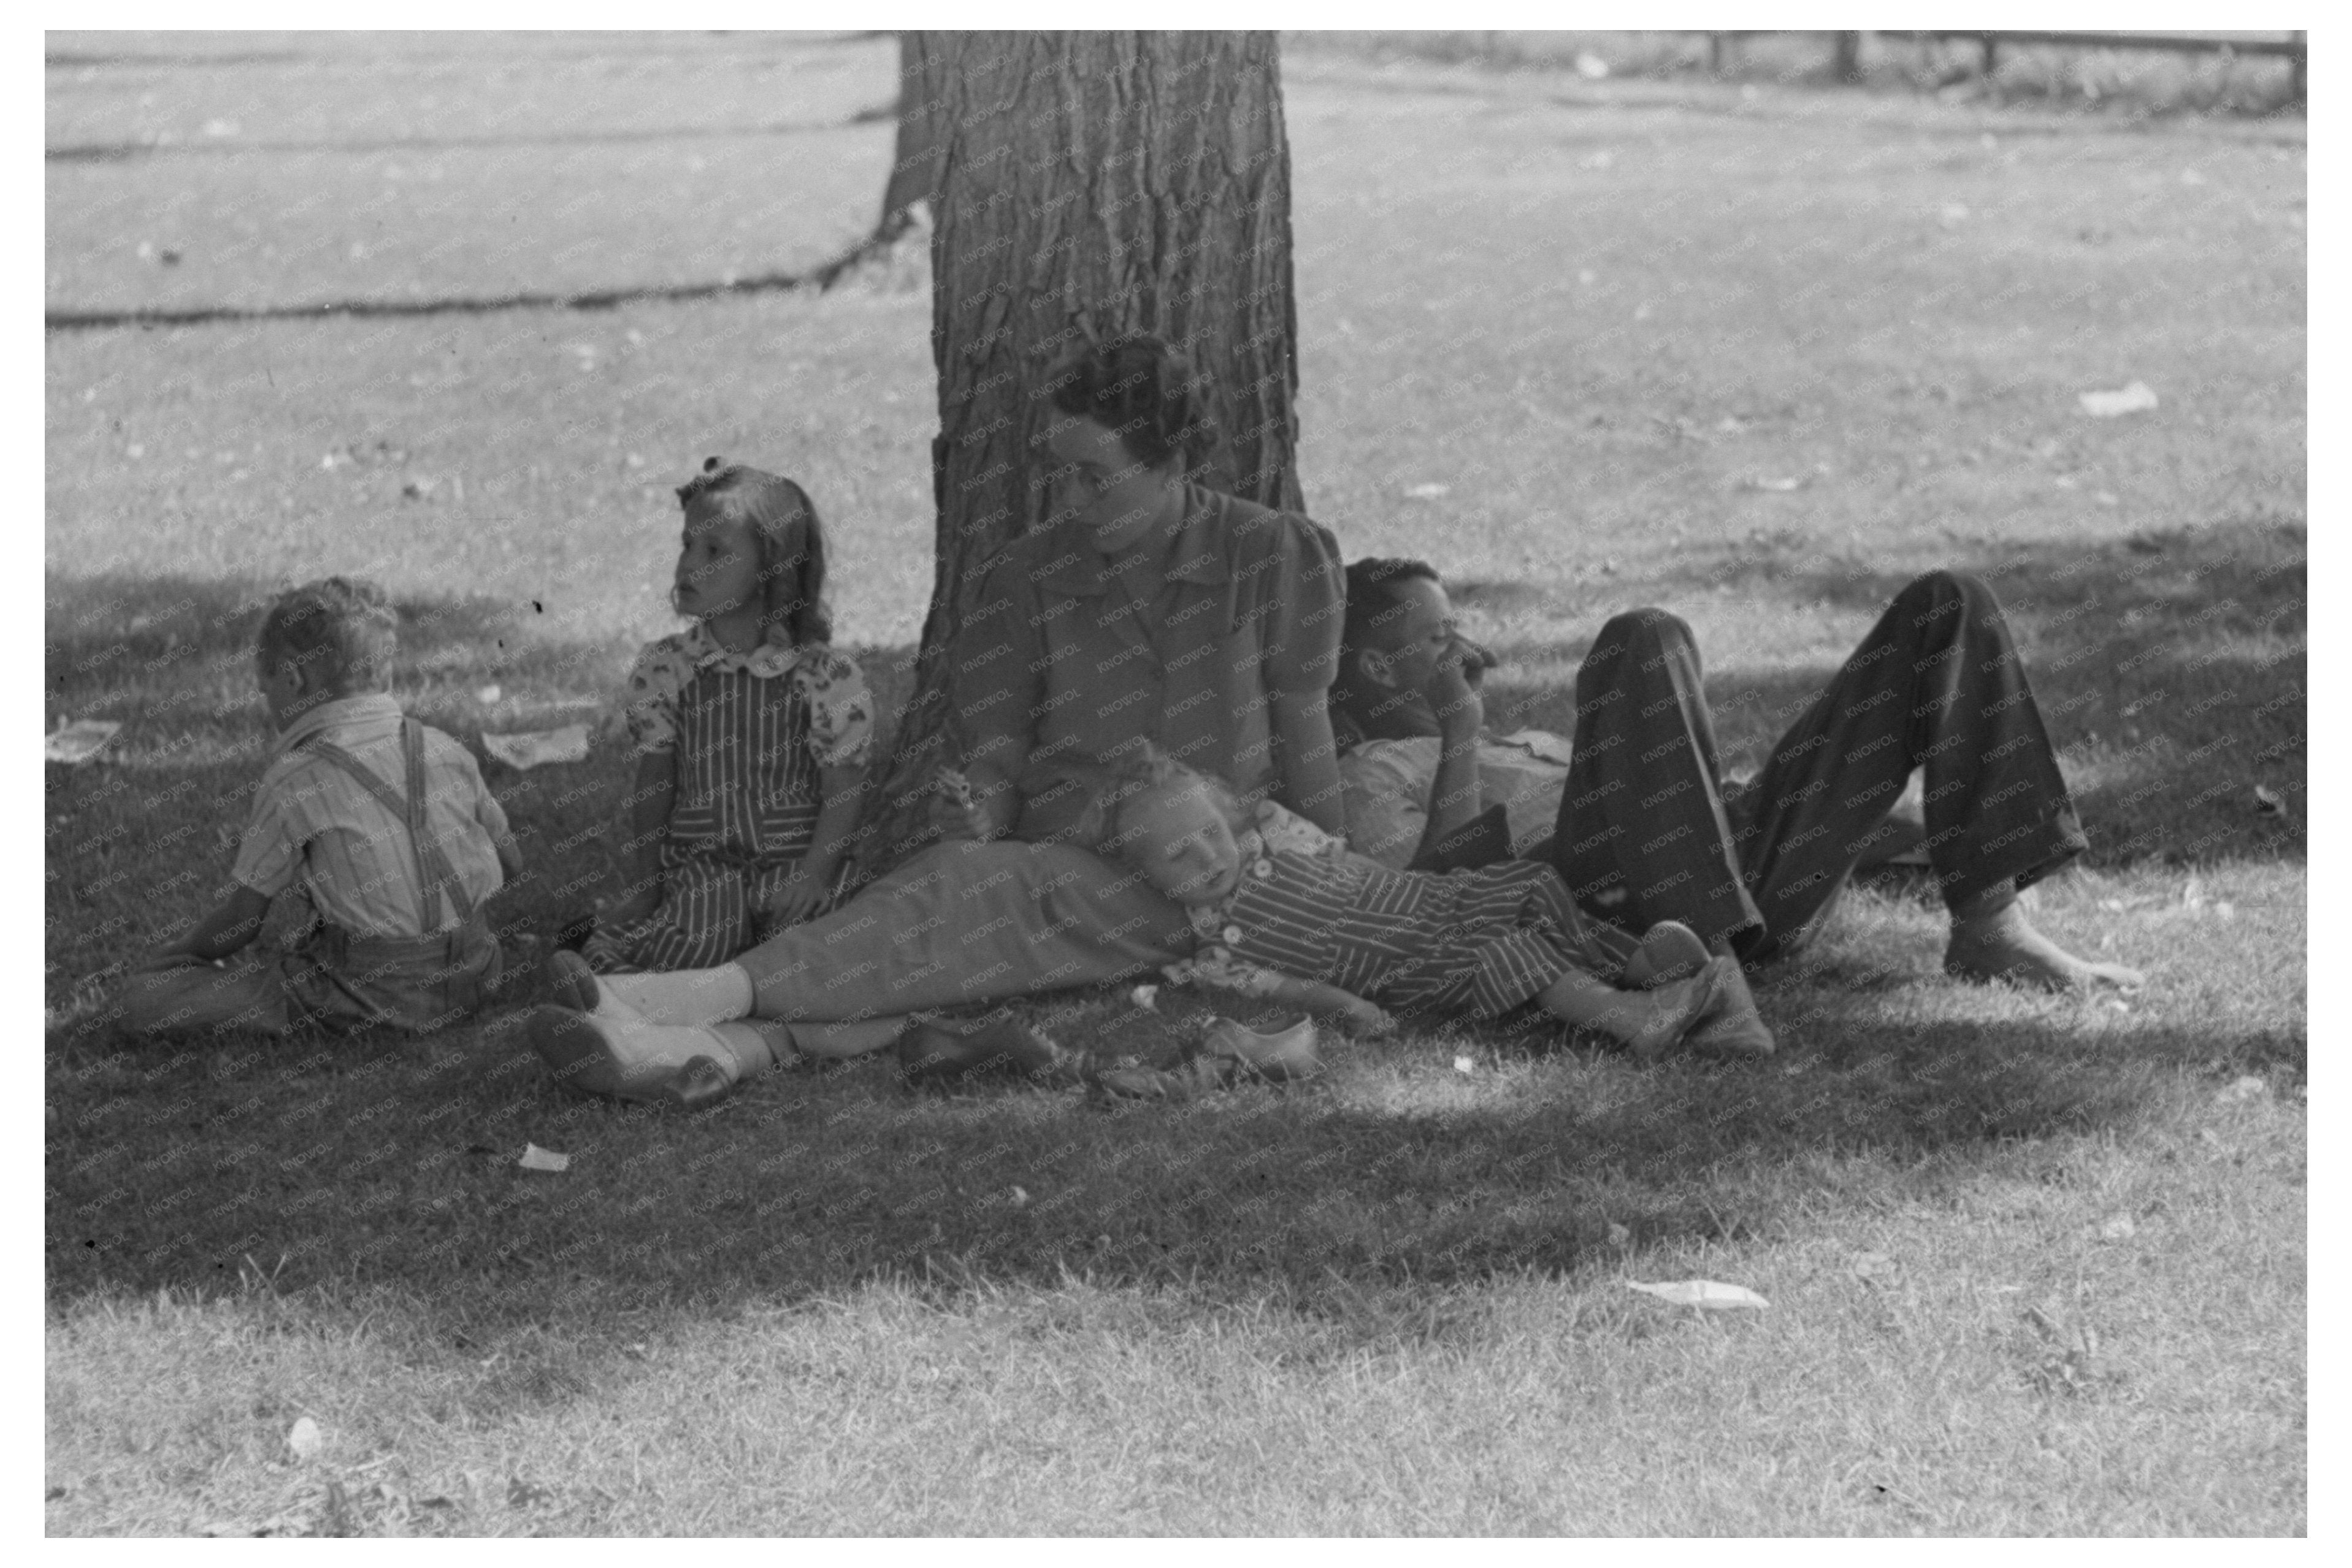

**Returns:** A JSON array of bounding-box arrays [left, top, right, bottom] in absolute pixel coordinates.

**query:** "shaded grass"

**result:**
[[44, 849, 2306, 1315], [47, 1059, 2304, 1534]]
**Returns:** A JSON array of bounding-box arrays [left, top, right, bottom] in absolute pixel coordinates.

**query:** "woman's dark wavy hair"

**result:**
[[674, 457, 832, 646], [1042, 334, 1216, 471]]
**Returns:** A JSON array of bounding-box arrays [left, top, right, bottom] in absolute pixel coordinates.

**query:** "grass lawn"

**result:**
[[44, 34, 2304, 1535]]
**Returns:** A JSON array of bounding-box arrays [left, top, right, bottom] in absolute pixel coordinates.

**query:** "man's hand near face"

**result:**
[[1414, 635, 1489, 863]]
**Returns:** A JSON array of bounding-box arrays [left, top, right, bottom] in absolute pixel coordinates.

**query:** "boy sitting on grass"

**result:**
[[112, 576, 520, 1039]]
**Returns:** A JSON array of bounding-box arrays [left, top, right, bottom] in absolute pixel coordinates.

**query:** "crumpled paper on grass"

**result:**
[[481, 724, 589, 771], [46, 719, 121, 765], [2078, 381, 2159, 417], [1625, 1279, 1771, 1311]]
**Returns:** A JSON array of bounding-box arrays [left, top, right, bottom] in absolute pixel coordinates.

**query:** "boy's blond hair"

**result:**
[[1096, 744, 1252, 860], [257, 576, 399, 694]]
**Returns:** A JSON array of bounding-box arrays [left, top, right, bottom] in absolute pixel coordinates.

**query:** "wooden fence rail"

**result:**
[[1719, 29, 2306, 98]]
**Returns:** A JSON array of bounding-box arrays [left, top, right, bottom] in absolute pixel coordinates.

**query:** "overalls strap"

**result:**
[[297, 721, 478, 932]]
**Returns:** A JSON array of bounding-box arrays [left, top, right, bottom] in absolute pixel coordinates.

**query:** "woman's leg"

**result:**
[[551, 841, 1191, 1027], [529, 839, 1193, 1103], [735, 839, 1192, 1022]]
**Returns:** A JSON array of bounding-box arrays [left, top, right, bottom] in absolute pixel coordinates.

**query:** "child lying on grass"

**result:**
[[520, 748, 1774, 1110], [1097, 747, 1775, 1060], [111, 576, 519, 1039]]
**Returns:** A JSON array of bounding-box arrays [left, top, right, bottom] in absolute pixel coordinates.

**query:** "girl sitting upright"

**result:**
[[1098, 747, 1775, 1060], [578, 457, 873, 976]]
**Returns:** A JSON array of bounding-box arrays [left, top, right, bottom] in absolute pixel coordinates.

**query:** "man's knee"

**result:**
[[1587, 607, 1696, 681], [1898, 568, 1997, 625], [1599, 606, 1690, 648]]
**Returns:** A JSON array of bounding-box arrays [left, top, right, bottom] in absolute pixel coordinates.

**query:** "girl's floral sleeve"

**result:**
[[621, 638, 689, 755], [797, 647, 874, 770]]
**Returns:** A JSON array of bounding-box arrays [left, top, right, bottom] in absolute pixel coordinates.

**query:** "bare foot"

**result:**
[[1621, 963, 1723, 1063], [1684, 957, 1775, 1061], [1945, 904, 2145, 992]]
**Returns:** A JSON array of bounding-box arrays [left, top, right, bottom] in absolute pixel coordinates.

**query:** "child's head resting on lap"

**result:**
[[1093, 746, 1254, 908], [255, 576, 399, 731], [672, 457, 831, 648]]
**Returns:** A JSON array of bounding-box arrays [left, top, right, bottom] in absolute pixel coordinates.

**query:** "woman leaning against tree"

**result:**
[[529, 335, 1351, 1103]]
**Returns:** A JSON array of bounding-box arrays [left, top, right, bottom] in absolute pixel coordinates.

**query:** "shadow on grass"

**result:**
[[45, 966, 2303, 1345], [1473, 516, 2305, 871], [44, 549, 2305, 1364], [43, 570, 920, 1014]]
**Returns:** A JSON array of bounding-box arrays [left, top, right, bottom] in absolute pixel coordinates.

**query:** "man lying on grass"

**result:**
[[110, 576, 521, 1040], [1328, 557, 1573, 873], [1550, 570, 2143, 993], [1330, 557, 2137, 993]]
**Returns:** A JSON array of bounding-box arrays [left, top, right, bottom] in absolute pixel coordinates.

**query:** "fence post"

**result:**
[[1833, 31, 1862, 83], [1979, 32, 1999, 75], [2291, 30, 2305, 100]]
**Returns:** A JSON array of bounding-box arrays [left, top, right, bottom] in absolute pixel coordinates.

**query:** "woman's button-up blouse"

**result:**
[[951, 483, 1344, 841]]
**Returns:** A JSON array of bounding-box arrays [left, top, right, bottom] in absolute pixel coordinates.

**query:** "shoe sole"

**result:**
[[662, 1054, 735, 1112], [527, 1004, 627, 1096], [526, 1004, 698, 1102]]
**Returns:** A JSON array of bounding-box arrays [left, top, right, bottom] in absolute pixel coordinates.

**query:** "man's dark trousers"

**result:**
[[1548, 570, 2088, 963]]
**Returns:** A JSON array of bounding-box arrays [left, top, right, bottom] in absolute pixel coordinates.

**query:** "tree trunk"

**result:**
[[1831, 31, 1863, 83], [875, 32, 945, 242], [863, 29, 1303, 871]]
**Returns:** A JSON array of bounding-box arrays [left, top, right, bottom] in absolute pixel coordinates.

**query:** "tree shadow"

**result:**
[[43, 552, 2305, 1373], [45, 952, 2302, 1352], [42, 570, 913, 1012]]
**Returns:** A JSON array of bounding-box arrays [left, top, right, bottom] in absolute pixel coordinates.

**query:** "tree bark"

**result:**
[[863, 29, 1304, 870]]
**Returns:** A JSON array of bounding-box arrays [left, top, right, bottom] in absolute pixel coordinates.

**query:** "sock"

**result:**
[[561, 1013, 732, 1077], [709, 1019, 789, 1081], [599, 962, 756, 1025]]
